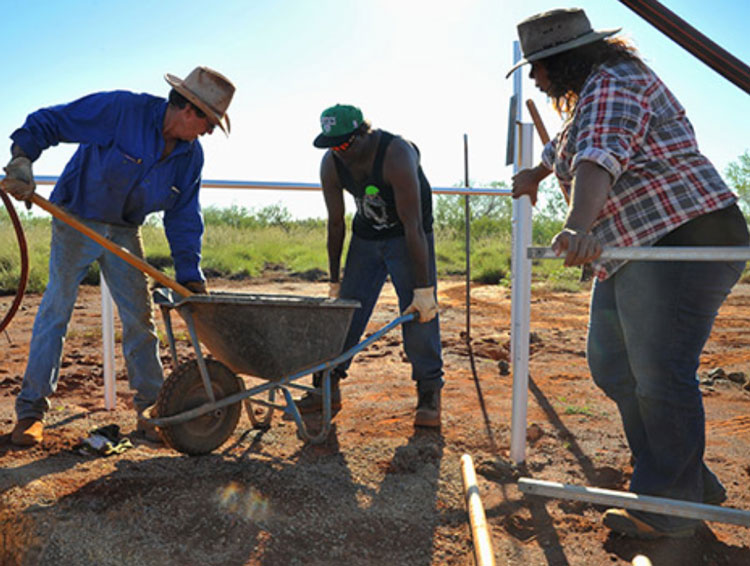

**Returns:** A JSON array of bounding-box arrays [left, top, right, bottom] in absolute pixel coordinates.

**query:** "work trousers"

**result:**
[[588, 258, 744, 532], [16, 216, 163, 420]]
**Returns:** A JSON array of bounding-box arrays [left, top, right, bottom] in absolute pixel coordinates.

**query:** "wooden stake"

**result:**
[[461, 454, 496, 566]]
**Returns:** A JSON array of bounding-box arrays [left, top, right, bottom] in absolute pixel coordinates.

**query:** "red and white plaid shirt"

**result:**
[[542, 59, 737, 280]]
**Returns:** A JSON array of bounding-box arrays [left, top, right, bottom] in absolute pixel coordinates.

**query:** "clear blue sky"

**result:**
[[2, 0, 748, 219]]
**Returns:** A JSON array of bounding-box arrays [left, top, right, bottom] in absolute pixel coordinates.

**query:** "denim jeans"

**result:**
[[16, 216, 164, 420], [335, 232, 444, 391], [588, 258, 744, 532]]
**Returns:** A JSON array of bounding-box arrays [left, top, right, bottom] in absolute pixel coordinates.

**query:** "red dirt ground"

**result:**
[[1, 276, 749, 565]]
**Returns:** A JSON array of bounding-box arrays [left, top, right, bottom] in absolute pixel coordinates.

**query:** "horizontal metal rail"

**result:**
[[26, 175, 512, 197], [528, 246, 750, 262], [519, 478, 750, 527]]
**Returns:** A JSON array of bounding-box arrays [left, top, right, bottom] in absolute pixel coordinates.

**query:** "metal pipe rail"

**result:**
[[30, 175, 513, 197], [519, 478, 750, 527], [528, 246, 750, 262]]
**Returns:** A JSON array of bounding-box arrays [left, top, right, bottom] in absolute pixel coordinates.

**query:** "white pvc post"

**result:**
[[101, 275, 116, 410], [509, 40, 534, 464]]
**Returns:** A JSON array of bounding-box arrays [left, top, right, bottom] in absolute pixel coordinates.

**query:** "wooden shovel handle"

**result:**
[[525, 99, 570, 205], [525, 99, 550, 144], [30, 193, 193, 297]]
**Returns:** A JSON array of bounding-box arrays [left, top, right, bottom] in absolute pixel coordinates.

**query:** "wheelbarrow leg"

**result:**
[[281, 369, 333, 444], [181, 308, 216, 404], [159, 305, 179, 368]]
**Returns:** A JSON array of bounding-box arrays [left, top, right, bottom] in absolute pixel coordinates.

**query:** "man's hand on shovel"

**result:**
[[2, 156, 36, 209]]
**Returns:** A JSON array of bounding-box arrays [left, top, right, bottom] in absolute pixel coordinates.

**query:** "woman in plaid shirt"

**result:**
[[510, 9, 748, 539]]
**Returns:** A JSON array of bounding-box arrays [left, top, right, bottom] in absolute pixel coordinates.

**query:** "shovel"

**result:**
[[1, 184, 194, 297]]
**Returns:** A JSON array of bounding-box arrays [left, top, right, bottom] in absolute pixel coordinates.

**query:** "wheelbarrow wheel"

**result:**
[[155, 359, 242, 455]]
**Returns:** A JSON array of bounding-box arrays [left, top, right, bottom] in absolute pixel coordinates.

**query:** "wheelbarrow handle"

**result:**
[[293, 312, 418, 378], [30, 193, 193, 297]]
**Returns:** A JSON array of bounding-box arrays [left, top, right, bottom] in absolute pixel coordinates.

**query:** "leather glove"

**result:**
[[328, 282, 341, 299], [404, 286, 438, 323], [184, 280, 209, 295], [3, 156, 36, 205]]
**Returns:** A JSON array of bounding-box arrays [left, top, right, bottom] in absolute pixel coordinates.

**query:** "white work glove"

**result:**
[[2, 156, 36, 202], [404, 286, 438, 323], [328, 282, 341, 299]]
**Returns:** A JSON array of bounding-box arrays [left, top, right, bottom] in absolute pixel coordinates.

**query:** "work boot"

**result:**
[[602, 508, 696, 539], [414, 388, 441, 428], [11, 418, 44, 446], [294, 372, 342, 414], [135, 406, 163, 443]]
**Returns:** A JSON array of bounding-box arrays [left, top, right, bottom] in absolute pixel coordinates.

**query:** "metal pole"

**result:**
[[464, 134, 471, 340], [519, 478, 750, 527], [509, 39, 534, 464], [101, 275, 116, 410], [529, 246, 750, 261], [30, 175, 511, 197]]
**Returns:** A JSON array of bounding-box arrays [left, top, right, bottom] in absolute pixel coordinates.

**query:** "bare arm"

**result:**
[[383, 139, 430, 288], [320, 152, 346, 283], [551, 161, 612, 266]]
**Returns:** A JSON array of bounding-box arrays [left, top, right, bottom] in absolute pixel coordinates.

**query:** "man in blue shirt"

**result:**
[[2, 66, 235, 446]]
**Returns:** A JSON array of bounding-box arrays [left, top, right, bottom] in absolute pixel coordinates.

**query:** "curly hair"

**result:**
[[542, 38, 643, 115]]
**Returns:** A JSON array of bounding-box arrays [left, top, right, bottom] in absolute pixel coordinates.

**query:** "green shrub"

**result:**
[[3, 190, 749, 295]]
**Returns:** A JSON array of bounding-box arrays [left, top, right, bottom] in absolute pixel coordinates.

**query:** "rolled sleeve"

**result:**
[[572, 148, 623, 179], [571, 73, 651, 182]]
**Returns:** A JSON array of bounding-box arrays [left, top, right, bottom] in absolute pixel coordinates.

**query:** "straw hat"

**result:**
[[506, 8, 620, 78], [165, 66, 235, 134]]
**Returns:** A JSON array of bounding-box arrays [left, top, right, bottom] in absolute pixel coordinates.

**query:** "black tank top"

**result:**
[[333, 130, 434, 240]]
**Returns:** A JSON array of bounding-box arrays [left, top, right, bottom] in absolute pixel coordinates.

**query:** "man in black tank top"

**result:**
[[294, 104, 444, 428]]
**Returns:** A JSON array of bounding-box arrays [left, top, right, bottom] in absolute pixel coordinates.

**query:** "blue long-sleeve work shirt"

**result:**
[[11, 90, 206, 283]]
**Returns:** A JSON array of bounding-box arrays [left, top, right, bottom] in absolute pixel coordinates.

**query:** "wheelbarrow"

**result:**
[[149, 288, 416, 455]]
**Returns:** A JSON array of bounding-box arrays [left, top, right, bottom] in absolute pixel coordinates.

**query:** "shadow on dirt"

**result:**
[[3, 423, 450, 566], [604, 525, 750, 565], [518, 376, 750, 566], [0, 411, 90, 491]]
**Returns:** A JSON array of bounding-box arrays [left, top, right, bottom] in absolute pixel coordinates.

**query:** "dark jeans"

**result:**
[[334, 232, 444, 391], [587, 258, 744, 532]]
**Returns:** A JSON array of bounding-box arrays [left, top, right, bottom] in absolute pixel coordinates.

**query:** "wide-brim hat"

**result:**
[[165, 66, 235, 134], [506, 8, 620, 78], [313, 104, 364, 148]]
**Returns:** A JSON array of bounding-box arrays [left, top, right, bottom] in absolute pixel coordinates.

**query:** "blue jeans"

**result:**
[[335, 232, 443, 391], [16, 216, 164, 420], [588, 258, 744, 532]]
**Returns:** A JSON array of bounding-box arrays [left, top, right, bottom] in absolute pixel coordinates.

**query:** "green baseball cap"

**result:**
[[313, 104, 364, 148]]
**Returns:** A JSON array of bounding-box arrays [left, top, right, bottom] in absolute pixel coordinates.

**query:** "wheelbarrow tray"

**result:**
[[155, 291, 360, 379]]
